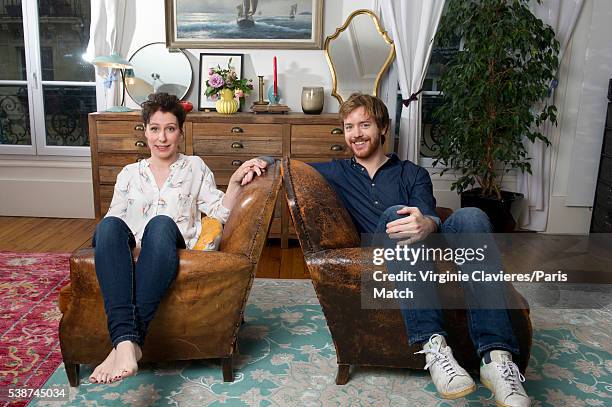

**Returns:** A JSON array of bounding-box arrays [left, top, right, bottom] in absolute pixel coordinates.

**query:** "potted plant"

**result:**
[[205, 59, 253, 114], [432, 0, 559, 231]]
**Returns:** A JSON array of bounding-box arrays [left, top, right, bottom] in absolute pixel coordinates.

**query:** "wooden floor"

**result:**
[[0, 216, 309, 279]]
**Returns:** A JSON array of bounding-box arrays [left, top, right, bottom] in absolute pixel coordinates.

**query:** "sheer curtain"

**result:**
[[518, 0, 584, 230], [84, 0, 129, 111], [375, 0, 445, 163]]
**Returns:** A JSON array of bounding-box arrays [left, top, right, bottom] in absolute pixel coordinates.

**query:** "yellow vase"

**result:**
[[215, 88, 239, 114]]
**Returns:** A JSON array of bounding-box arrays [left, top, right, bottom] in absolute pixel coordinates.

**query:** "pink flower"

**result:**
[[208, 68, 214, 76], [209, 73, 224, 88], [235, 89, 244, 98]]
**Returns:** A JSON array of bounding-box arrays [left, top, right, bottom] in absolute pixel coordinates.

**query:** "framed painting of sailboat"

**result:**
[[165, 0, 324, 49]]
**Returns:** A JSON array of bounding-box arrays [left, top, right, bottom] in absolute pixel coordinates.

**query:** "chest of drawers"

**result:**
[[89, 111, 350, 245]]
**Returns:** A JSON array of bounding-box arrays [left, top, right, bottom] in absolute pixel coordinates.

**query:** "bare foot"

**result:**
[[110, 341, 142, 381], [89, 348, 116, 384]]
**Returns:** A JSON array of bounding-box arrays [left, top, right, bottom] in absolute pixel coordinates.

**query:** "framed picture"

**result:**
[[198, 53, 244, 111], [165, 0, 324, 49]]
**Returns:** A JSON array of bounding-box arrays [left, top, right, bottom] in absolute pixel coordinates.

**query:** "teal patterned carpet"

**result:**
[[33, 280, 611, 406]]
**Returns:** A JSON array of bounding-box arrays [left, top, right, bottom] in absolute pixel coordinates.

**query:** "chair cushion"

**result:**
[[193, 216, 223, 251]]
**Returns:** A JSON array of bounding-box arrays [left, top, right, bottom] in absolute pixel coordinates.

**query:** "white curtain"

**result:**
[[518, 0, 584, 231], [375, 0, 445, 163], [84, 0, 128, 110]]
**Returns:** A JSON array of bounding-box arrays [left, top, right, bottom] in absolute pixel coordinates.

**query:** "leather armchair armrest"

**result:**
[[306, 247, 385, 286]]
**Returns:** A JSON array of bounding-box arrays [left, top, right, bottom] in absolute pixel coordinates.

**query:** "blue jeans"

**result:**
[[92, 215, 186, 347], [375, 206, 520, 357]]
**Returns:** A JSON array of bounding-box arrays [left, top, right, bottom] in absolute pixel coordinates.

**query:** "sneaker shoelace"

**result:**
[[499, 360, 526, 394], [415, 346, 458, 377]]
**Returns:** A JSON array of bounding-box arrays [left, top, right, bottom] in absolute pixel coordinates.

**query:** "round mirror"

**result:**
[[126, 42, 192, 105], [324, 10, 395, 104]]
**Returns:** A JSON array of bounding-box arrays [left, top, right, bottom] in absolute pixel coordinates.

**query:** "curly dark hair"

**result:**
[[339, 93, 389, 145], [141, 92, 186, 130]]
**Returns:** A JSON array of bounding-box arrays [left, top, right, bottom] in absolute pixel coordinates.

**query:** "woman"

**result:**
[[88, 93, 267, 384]]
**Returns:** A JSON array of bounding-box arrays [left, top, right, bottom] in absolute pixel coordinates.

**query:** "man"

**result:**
[[309, 93, 530, 407]]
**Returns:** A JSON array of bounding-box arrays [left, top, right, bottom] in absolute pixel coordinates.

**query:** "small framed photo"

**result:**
[[198, 53, 244, 111]]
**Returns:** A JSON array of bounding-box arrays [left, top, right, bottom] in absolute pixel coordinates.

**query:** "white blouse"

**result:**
[[105, 154, 230, 249]]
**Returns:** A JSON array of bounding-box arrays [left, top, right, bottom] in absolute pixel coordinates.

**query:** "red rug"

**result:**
[[0, 252, 70, 407]]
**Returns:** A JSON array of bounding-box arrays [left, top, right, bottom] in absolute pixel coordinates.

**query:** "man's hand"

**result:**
[[385, 206, 437, 244], [228, 158, 268, 186]]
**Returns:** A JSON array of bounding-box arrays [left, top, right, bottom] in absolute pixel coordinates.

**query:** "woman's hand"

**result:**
[[229, 158, 268, 186]]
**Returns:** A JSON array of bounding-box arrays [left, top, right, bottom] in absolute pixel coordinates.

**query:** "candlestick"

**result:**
[[273, 56, 278, 97], [253, 75, 269, 105]]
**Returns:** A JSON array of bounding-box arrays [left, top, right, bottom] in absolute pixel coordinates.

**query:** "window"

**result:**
[[419, 41, 460, 160], [394, 21, 461, 165], [0, 0, 96, 156]]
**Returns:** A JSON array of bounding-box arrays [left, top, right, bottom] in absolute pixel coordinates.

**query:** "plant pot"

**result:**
[[460, 188, 524, 232], [215, 88, 238, 114]]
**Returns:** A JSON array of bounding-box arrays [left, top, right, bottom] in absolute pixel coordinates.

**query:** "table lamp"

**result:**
[[91, 53, 133, 112]]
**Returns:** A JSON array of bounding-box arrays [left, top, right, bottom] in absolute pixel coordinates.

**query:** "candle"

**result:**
[[273, 56, 278, 97]]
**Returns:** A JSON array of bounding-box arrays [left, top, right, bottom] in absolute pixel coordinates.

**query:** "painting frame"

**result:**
[[165, 0, 324, 49], [198, 53, 244, 111]]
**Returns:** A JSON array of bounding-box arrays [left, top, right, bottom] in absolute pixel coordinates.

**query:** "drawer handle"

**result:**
[[134, 123, 145, 131], [331, 144, 344, 152], [231, 159, 243, 166], [331, 127, 343, 135], [231, 126, 244, 133], [231, 141, 244, 149], [135, 140, 146, 148]]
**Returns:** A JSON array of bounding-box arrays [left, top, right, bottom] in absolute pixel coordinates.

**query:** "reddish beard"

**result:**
[[350, 135, 382, 158]]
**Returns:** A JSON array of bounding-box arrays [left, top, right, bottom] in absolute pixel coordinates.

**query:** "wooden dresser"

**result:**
[[88, 111, 350, 246]]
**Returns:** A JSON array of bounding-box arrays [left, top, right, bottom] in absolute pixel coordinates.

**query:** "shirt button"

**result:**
[[361, 168, 364, 171], [374, 201, 379, 205], [371, 183, 375, 187]]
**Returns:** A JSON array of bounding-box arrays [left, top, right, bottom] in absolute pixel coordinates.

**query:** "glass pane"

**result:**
[[0, 85, 31, 145], [423, 45, 459, 92], [0, 0, 26, 80], [38, 0, 93, 82], [421, 95, 443, 158], [42, 85, 95, 146]]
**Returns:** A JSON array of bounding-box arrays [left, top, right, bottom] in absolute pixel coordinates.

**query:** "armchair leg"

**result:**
[[221, 357, 234, 382], [336, 364, 350, 385], [65, 362, 80, 387]]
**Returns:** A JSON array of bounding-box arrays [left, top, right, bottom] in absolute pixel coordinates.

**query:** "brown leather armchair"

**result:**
[[58, 159, 282, 387], [282, 159, 532, 385]]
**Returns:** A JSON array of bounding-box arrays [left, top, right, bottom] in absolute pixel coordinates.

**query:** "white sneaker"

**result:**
[[415, 334, 476, 399], [480, 350, 530, 407]]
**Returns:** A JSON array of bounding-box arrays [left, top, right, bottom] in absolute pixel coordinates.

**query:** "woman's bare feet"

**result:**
[[89, 348, 116, 384], [110, 341, 142, 381]]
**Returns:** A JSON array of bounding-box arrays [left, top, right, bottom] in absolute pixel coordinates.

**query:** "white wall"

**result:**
[[544, 0, 611, 233]]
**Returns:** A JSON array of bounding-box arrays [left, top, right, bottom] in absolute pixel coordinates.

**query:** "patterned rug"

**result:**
[[28, 279, 611, 407], [0, 252, 70, 407]]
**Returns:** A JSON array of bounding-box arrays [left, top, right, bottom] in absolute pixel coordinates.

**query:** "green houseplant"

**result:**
[[432, 0, 559, 231]]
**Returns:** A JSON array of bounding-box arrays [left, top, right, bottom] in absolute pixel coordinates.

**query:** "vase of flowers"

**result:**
[[205, 60, 253, 114]]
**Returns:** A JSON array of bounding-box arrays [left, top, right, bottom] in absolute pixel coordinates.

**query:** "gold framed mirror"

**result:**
[[324, 9, 395, 104]]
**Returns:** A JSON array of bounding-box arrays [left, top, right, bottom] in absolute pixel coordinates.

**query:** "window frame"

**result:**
[[0, 0, 98, 157]]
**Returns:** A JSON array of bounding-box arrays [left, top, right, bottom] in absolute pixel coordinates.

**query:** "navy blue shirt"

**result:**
[[309, 154, 439, 234]]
